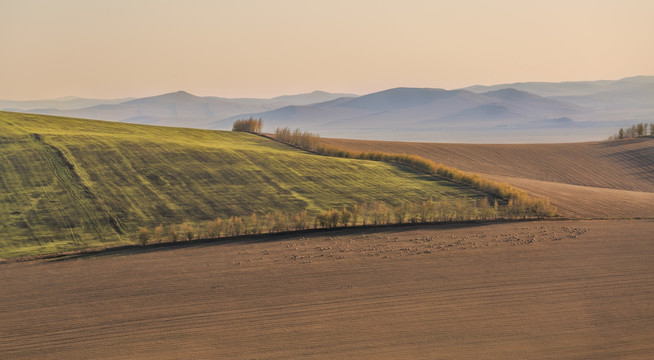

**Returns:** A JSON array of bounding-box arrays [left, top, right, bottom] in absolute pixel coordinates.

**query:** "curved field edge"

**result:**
[[320, 136, 654, 218], [481, 174, 654, 219], [0, 218, 538, 264], [320, 137, 654, 192], [1, 111, 491, 258], [271, 128, 557, 217]]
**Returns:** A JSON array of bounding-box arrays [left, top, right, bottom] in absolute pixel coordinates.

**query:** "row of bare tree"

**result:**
[[607, 122, 654, 141], [273, 127, 557, 218], [136, 121, 560, 246], [136, 197, 551, 245]]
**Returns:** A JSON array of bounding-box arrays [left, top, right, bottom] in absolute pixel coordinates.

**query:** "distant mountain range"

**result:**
[[3, 76, 652, 143], [14, 90, 355, 128], [465, 76, 654, 115], [216, 87, 585, 130]]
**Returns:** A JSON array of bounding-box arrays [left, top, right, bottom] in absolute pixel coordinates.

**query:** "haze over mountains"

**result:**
[[218, 87, 587, 140], [0, 96, 134, 111], [16, 91, 355, 129], [3, 76, 652, 143]]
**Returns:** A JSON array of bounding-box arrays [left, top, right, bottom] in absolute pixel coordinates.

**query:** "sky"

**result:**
[[1, 0, 653, 100]]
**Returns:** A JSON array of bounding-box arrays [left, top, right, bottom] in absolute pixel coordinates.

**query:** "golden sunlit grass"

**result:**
[[1, 111, 488, 258]]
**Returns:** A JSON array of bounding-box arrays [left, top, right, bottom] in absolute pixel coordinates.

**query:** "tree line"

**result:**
[[136, 197, 546, 245], [136, 121, 559, 245], [606, 122, 654, 141], [273, 127, 557, 218], [232, 117, 263, 133]]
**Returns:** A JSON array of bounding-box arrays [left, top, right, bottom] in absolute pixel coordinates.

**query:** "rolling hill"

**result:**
[[0, 111, 486, 258], [3, 112, 653, 360]]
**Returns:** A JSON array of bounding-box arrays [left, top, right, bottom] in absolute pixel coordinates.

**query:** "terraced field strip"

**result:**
[[2, 220, 653, 359]]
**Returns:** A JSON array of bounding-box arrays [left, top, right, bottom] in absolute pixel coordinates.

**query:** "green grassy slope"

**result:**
[[1, 111, 488, 257]]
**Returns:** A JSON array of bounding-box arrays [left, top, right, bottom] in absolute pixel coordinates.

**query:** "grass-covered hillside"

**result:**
[[0, 111, 488, 258]]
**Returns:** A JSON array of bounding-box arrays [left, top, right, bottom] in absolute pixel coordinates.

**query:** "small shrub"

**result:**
[[226, 216, 243, 236], [153, 223, 165, 243], [205, 218, 222, 238], [292, 210, 308, 230], [350, 204, 360, 226], [180, 222, 195, 241], [249, 212, 263, 234], [137, 227, 150, 246], [168, 224, 179, 242], [393, 203, 407, 224], [340, 207, 351, 227]]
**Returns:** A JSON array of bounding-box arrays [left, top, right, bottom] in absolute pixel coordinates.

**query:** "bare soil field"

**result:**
[[480, 175, 654, 219], [322, 137, 654, 218], [2, 220, 653, 359]]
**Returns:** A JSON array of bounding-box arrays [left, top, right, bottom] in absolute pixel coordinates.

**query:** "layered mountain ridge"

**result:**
[[3, 76, 652, 143]]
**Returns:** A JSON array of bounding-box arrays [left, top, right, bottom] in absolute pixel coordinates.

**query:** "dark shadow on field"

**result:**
[[22, 219, 545, 263], [384, 162, 496, 199], [599, 147, 654, 182], [594, 136, 652, 148]]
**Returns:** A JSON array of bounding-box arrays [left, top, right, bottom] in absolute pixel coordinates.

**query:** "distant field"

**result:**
[[322, 137, 654, 218], [2, 219, 652, 359], [0, 111, 488, 257]]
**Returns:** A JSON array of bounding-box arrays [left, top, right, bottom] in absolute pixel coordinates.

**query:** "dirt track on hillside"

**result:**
[[2, 220, 653, 359], [321, 137, 654, 218]]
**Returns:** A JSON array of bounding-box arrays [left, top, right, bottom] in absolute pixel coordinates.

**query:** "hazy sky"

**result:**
[[1, 0, 653, 100]]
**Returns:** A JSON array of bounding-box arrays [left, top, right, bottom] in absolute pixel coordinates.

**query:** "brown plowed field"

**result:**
[[2, 220, 653, 359], [321, 137, 654, 218], [481, 175, 654, 218]]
